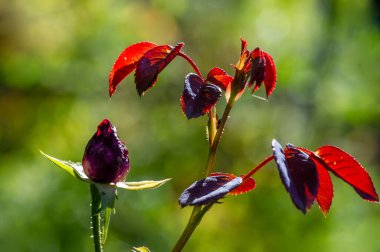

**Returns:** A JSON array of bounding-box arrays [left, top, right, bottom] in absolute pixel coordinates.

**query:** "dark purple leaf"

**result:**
[[272, 140, 318, 213], [210, 172, 256, 195], [178, 175, 242, 207], [109, 42, 157, 97], [135, 43, 184, 96], [181, 73, 222, 119]]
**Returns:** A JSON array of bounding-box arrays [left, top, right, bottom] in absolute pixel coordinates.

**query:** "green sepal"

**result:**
[[41, 151, 171, 191], [116, 179, 171, 190], [40, 151, 90, 182]]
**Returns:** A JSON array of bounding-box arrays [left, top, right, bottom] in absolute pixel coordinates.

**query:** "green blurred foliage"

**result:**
[[1, 0, 380, 251]]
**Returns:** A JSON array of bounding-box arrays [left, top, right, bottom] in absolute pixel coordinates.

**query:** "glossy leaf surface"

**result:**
[[135, 43, 184, 96], [181, 73, 222, 119], [178, 175, 242, 207], [285, 144, 319, 212], [272, 140, 319, 213], [109, 42, 157, 96], [315, 146, 379, 202]]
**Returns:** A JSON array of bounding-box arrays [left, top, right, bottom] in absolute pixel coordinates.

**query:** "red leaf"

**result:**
[[109, 42, 157, 97], [230, 178, 256, 195], [315, 146, 379, 202], [135, 43, 184, 96], [181, 73, 222, 119], [240, 38, 248, 55], [206, 67, 233, 91], [314, 161, 334, 216], [263, 52, 277, 97], [210, 173, 256, 195]]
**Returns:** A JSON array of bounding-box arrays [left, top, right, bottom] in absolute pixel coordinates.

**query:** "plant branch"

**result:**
[[90, 184, 103, 252], [178, 52, 203, 78], [172, 91, 237, 252], [173, 68, 245, 252], [243, 155, 274, 180], [204, 92, 237, 176], [172, 204, 213, 252]]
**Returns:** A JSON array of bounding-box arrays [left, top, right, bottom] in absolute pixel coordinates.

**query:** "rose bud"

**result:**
[[82, 119, 130, 183]]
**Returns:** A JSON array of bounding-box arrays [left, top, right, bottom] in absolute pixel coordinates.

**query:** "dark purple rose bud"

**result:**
[[82, 119, 130, 183]]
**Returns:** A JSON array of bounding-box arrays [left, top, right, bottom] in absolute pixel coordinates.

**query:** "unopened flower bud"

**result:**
[[82, 119, 130, 183]]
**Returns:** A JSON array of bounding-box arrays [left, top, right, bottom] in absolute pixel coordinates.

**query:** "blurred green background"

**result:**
[[1, 0, 380, 251]]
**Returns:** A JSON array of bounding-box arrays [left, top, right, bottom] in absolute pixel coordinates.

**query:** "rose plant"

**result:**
[[42, 38, 378, 252]]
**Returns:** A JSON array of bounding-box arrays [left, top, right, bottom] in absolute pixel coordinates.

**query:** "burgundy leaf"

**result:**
[[249, 54, 266, 89], [251, 48, 277, 97], [314, 146, 379, 202], [210, 172, 256, 195], [109, 42, 157, 97], [285, 144, 319, 212], [181, 73, 222, 119], [295, 146, 334, 216], [135, 43, 184, 96], [206, 67, 233, 91], [178, 175, 242, 207], [272, 140, 319, 213]]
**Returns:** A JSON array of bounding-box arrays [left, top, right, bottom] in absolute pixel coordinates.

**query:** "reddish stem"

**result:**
[[179, 52, 203, 78], [243, 155, 274, 181]]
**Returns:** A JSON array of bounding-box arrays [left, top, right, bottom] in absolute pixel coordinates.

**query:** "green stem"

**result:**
[[172, 204, 213, 252], [204, 92, 237, 176], [90, 184, 103, 252], [172, 206, 201, 252], [172, 91, 238, 252]]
